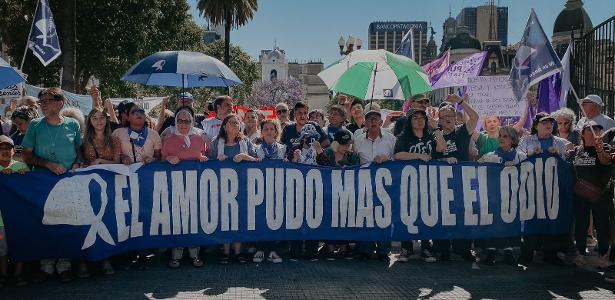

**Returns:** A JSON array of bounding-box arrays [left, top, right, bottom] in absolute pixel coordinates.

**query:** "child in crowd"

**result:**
[[0, 135, 30, 287]]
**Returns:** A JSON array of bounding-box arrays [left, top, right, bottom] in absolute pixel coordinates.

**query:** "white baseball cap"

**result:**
[[579, 94, 603, 106]]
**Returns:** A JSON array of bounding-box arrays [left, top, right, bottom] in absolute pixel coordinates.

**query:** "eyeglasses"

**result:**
[[276, 109, 288, 114], [38, 98, 62, 104], [177, 119, 191, 125], [130, 109, 145, 115]]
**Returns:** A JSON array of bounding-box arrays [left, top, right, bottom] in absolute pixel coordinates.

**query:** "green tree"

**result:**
[[0, 0, 206, 96], [196, 0, 258, 68], [203, 40, 259, 103]]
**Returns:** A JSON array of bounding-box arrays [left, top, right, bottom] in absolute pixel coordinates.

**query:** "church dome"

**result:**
[[553, 0, 593, 34], [446, 26, 481, 50]]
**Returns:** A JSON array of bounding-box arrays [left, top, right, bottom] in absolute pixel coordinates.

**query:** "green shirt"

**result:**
[[22, 117, 82, 171], [324, 147, 360, 167], [476, 133, 500, 157], [0, 160, 30, 226]]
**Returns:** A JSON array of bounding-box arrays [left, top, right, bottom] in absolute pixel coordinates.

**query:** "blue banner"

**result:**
[[0, 157, 572, 261], [509, 9, 562, 101]]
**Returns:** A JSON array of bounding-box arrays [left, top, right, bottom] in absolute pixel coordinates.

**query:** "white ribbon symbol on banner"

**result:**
[[42, 174, 116, 250]]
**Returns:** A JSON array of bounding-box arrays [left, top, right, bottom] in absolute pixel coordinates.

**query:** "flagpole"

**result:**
[[568, 84, 597, 137], [20, 0, 40, 71]]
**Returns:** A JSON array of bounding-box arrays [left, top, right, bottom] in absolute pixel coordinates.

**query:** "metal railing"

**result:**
[[571, 16, 615, 118]]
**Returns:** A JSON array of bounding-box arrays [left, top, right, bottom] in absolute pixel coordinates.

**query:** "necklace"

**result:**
[[45, 119, 62, 160]]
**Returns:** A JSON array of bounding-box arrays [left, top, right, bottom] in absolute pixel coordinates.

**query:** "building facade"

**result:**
[[367, 21, 430, 64], [456, 5, 508, 46], [258, 47, 329, 109]]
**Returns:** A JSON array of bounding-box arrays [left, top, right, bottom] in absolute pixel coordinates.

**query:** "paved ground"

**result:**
[[2, 251, 615, 300]]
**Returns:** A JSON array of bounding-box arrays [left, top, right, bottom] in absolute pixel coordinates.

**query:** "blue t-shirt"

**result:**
[[495, 148, 517, 163], [538, 137, 553, 151], [210, 138, 257, 159], [22, 117, 82, 171]]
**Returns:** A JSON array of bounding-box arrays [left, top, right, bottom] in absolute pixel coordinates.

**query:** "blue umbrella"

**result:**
[[0, 57, 25, 90], [121, 51, 242, 88]]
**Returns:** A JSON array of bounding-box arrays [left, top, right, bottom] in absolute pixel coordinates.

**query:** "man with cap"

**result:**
[[576, 95, 615, 131], [353, 108, 396, 261], [353, 109, 396, 164]]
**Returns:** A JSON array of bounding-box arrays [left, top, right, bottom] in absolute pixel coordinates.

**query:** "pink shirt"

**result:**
[[162, 134, 207, 161]]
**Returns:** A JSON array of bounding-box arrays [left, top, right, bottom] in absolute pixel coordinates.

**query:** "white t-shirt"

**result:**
[[576, 114, 615, 131], [353, 128, 396, 164], [201, 117, 223, 142]]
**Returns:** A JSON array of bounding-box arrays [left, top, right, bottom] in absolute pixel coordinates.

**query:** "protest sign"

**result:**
[[467, 76, 527, 126], [0, 157, 572, 261]]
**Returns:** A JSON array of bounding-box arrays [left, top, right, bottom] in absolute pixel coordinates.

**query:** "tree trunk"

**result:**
[[224, 8, 231, 67], [224, 8, 231, 94], [60, 0, 76, 92]]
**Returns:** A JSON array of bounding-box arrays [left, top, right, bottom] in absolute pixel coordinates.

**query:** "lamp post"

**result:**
[[338, 35, 362, 56]]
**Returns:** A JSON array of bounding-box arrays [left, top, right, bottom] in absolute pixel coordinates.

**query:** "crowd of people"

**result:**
[[0, 86, 614, 287]]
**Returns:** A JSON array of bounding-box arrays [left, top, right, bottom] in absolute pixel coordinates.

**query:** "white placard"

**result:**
[[467, 76, 526, 126]]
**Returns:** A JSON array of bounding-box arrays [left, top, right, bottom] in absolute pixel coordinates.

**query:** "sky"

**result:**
[[188, 0, 613, 65]]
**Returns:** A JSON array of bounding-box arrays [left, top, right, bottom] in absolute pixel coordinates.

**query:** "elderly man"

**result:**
[[576, 95, 615, 131], [353, 108, 396, 260]]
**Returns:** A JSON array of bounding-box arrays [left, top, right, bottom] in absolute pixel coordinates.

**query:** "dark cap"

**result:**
[[406, 108, 427, 118], [537, 113, 555, 122], [582, 120, 604, 131], [334, 129, 353, 145], [0, 135, 15, 147], [410, 93, 429, 102], [364, 109, 381, 118]]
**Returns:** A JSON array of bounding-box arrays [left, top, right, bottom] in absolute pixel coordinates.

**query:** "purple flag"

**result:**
[[431, 51, 488, 89], [537, 73, 561, 113], [422, 50, 449, 83], [524, 100, 536, 130]]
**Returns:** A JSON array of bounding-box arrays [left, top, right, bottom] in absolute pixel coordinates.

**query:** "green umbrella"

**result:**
[[317, 49, 431, 100]]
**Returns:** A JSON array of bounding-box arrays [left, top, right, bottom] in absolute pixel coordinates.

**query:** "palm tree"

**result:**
[[197, 0, 258, 68]]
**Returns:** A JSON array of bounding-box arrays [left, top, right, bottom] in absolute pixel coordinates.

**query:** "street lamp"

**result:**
[[338, 35, 362, 56]]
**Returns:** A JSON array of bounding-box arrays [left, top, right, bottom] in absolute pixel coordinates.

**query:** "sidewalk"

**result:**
[[2, 254, 615, 299]]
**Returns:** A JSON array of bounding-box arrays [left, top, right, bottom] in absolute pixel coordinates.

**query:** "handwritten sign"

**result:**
[[467, 76, 526, 126]]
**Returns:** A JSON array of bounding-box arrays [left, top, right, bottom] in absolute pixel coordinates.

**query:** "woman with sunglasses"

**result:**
[[275, 103, 290, 128], [161, 107, 207, 269], [112, 105, 161, 165], [552, 108, 580, 148], [477, 126, 526, 266]]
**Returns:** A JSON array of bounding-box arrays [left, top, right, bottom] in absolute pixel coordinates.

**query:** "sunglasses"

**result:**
[[276, 109, 288, 114], [130, 109, 145, 115]]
